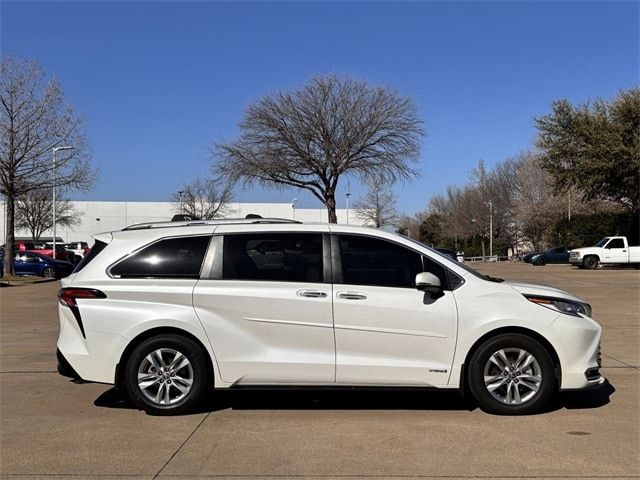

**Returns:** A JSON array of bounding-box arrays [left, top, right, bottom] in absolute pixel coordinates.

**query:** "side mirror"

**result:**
[[415, 272, 442, 294]]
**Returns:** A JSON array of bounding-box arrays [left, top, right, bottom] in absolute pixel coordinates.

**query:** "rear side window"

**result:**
[[338, 235, 423, 288], [73, 240, 108, 273], [110, 236, 210, 279], [222, 233, 324, 283]]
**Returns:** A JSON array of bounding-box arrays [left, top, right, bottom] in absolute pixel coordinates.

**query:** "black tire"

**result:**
[[468, 333, 556, 415], [43, 267, 57, 279], [534, 257, 546, 266], [582, 256, 599, 270], [123, 334, 209, 415]]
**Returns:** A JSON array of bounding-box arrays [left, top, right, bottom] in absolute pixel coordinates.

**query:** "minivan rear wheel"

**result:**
[[468, 334, 556, 415], [123, 334, 208, 415]]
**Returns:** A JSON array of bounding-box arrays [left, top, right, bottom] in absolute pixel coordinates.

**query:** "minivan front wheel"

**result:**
[[123, 334, 208, 415], [468, 334, 556, 415]]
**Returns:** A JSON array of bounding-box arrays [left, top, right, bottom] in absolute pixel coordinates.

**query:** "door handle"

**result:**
[[337, 292, 368, 300], [297, 290, 328, 298]]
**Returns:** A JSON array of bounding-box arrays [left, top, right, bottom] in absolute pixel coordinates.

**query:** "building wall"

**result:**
[[0, 200, 366, 243]]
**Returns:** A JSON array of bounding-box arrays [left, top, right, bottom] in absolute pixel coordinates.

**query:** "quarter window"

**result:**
[[222, 233, 324, 283], [110, 236, 210, 279], [338, 235, 423, 288]]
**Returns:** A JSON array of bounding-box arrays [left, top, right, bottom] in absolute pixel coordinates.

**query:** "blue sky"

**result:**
[[2, 1, 638, 214]]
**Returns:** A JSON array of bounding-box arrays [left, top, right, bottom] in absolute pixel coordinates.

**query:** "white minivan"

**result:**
[[57, 218, 604, 415]]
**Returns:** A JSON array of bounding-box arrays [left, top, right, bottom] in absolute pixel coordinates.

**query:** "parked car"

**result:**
[[530, 246, 572, 266], [64, 241, 90, 259], [14, 251, 74, 279], [14, 241, 36, 252], [435, 247, 457, 261], [522, 251, 542, 263], [32, 243, 71, 262], [570, 236, 640, 269], [57, 217, 604, 416]]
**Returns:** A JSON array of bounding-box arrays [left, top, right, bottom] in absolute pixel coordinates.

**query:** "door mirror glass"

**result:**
[[415, 272, 442, 293]]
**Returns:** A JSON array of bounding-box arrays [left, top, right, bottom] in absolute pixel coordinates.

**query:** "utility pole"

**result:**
[[52, 146, 74, 258]]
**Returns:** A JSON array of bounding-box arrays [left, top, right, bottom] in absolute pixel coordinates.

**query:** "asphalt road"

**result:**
[[1, 263, 638, 479]]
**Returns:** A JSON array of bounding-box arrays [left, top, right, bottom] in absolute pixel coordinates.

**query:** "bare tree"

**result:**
[[354, 176, 399, 228], [15, 190, 79, 243], [171, 177, 234, 220], [213, 74, 424, 223], [1, 55, 94, 276]]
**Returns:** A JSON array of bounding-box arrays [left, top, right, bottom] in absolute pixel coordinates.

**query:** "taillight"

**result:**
[[58, 288, 106, 307]]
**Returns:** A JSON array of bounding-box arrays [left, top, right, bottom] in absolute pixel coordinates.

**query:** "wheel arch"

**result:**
[[460, 326, 561, 391], [115, 326, 215, 390]]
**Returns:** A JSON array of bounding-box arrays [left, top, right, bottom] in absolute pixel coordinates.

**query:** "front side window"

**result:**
[[15, 253, 39, 263], [110, 236, 210, 279], [222, 233, 324, 283], [607, 239, 625, 249], [338, 235, 423, 288]]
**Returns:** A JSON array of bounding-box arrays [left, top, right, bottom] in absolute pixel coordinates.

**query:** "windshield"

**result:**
[[402, 236, 504, 283], [595, 237, 610, 247]]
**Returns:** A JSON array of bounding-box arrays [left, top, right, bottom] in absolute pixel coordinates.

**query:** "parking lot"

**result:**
[[1, 263, 638, 479]]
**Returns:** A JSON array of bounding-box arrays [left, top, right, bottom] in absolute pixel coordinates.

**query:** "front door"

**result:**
[[332, 234, 458, 386], [15, 253, 39, 275], [602, 238, 628, 263], [193, 227, 335, 385]]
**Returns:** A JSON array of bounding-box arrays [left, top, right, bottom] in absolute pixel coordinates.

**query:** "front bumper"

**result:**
[[544, 313, 605, 390]]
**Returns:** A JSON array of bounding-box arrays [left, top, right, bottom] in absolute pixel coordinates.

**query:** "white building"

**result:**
[[0, 200, 365, 244]]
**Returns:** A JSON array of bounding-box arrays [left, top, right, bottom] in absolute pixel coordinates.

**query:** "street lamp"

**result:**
[[345, 181, 352, 225], [177, 190, 184, 215], [484, 201, 493, 259], [52, 146, 74, 258]]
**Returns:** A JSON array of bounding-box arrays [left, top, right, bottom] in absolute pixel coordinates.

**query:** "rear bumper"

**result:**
[[56, 348, 82, 379], [57, 304, 128, 384]]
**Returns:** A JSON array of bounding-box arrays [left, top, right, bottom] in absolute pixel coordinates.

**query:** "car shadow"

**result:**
[[93, 380, 615, 415], [555, 379, 616, 410]]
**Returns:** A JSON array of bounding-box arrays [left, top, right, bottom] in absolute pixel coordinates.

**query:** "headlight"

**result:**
[[525, 295, 592, 318]]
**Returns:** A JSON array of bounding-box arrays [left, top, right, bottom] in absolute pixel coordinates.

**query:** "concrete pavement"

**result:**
[[1, 263, 638, 479]]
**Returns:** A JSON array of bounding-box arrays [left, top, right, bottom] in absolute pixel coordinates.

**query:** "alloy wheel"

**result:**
[[483, 348, 542, 405], [43, 267, 56, 279], [137, 348, 194, 406]]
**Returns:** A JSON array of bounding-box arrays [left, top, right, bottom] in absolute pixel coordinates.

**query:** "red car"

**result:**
[[30, 243, 71, 262]]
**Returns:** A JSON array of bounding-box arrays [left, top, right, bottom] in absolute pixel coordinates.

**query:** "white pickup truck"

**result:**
[[570, 236, 640, 269]]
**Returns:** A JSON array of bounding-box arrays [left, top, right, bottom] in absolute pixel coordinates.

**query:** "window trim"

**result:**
[[106, 234, 212, 280], [206, 231, 330, 284], [333, 233, 457, 291]]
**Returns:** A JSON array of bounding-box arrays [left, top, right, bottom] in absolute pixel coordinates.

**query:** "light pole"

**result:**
[[345, 181, 351, 225], [178, 190, 184, 215], [52, 146, 74, 258], [484, 201, 493, 259]]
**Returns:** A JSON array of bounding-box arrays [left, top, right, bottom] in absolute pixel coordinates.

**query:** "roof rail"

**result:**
[[122, 217, 302, 231]]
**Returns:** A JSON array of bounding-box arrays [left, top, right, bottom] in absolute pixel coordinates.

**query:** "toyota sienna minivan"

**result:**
[[56, 217, 604, 415]]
